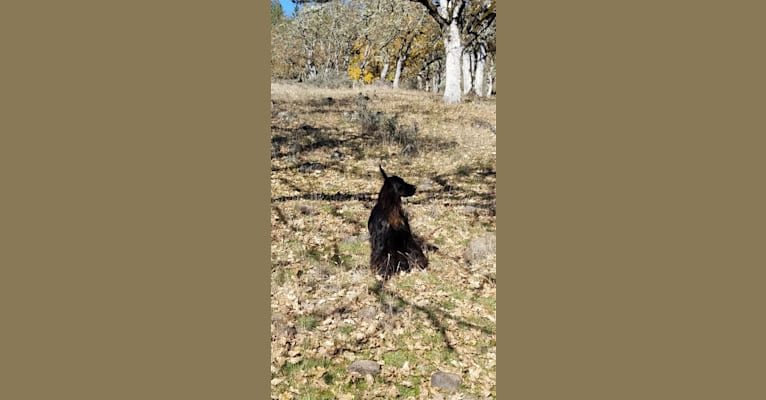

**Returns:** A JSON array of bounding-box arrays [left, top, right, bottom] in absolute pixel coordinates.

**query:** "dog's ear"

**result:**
[[379, 164, 388, 179]]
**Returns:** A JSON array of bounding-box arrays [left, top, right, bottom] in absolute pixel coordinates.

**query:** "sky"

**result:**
[[278, 0, 297, 17]]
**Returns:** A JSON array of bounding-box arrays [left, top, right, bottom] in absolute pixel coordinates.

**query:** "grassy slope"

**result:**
[[271, 82, 496, 399]]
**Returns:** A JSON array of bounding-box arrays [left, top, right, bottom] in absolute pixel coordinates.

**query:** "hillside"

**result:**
[[271, 82, 496, 399]]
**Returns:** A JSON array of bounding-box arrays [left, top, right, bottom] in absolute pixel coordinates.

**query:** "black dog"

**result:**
[[368, 166, 428, 279]]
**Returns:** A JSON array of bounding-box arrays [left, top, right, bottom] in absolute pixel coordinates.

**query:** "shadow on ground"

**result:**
[[369, 281, 494, 355]]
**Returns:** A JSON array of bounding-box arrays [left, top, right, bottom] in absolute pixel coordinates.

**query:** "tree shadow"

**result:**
[[272, 191, 376, 204], [270, 117, 460, 162], [271, 98, 495, 216], [271, 163, 496, 217], [369, 281, 495, 355]]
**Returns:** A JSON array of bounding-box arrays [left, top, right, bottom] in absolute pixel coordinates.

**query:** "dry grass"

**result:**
[[271, 82, 496, 399]]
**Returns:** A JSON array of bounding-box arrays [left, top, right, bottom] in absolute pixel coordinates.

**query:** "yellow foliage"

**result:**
[[362, 71, 374, 84], [348, 65, 361, 81]]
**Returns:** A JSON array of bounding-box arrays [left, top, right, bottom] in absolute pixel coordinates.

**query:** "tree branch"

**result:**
[[409, 0, 448, 29]]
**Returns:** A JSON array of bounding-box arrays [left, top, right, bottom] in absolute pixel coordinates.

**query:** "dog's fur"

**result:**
[[368, 166, 428, 279]]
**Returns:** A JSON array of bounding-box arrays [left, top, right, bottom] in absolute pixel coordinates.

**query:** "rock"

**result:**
[[287, 143, 302, 154], [460, 206, 479, 215], [271, 313, 297, 338], [471, 119, 496, 134], [400, 143, 419, 157], [297, 162, 325, 173], [358, 306, 378, 320], [463, 233, 497, 265], [356, 93, 370, 102], [298, 124, 320, 134], [298, 204, 317, 215], [431, 371, 461, 392], [276, 111, 296, 123], [280, 325, 297, 338], [348, 360, 381, 375]]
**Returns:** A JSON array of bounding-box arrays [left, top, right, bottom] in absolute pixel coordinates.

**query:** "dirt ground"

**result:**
[[271, 82, 496, 399]]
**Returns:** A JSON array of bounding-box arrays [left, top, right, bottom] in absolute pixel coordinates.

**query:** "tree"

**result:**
[[408, 0, 495, 103], [271, 0, 489, 94], [462, 0, 496, 97], [272, 1, 369, 81], [271, 0, 285, 26], [351, 0, 433, 88]]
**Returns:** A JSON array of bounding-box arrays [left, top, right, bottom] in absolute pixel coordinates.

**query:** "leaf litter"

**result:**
[[271, 82, 496, 399]]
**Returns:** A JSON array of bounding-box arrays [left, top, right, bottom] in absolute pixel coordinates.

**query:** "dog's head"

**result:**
[[380, 165, 416, 197]]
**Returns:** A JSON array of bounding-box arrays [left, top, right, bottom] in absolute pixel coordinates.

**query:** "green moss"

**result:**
[[472, 295, 497, 314], [272, 265, 287, 287], [397, 378, 421, 397], [382, 350, 414, 368], [337, 240, 367, 256], [438, 299, 456, 311], [297, 389, 335, 400], [338, 324, 354, 334], [322, 371, 335, 385], [450, 290, 467, 301], [297, 315, 319, 331], [456, 164, 473, 176], [305, 247, 322, 261]]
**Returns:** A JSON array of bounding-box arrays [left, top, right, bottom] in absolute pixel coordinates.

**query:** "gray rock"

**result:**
[[330, 150, 345, 160], [460, 206, 479, 215], [358, 306, 378, 320], [298, 204, 317, 215], [348, 360, 381, 375], [297, 162, 325, 173], [463, 233, 497, 264], [400, 143, 419, 157], [271, 313, 297, 338], [431, 371, 461, 392], [280, 325, 297, 338], [277, 111, 296, 123], [471, 119, 496, 134]]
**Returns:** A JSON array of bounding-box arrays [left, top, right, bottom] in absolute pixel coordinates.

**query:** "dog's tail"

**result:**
[[379, 164, 387, 179]]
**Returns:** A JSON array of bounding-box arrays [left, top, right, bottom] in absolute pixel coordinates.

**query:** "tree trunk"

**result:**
[[462, 51, 473, 95], [343, 55, 350, 74], [442, 20, 462, 103], [380, 63, 390, 81], [358, 43, 372, 81], [474, 44, 487, 98], [486, 56, 494, 97], [393, 56, 405, 89], [305, 47, 317, 79], [380, 53, 390, 81]]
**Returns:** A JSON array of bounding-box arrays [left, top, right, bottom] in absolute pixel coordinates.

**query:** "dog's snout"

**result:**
[[403, 184, 416, 197]]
